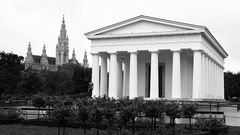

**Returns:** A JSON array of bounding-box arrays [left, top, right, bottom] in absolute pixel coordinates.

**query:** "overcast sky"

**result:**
[[0, 0, 240, 72]]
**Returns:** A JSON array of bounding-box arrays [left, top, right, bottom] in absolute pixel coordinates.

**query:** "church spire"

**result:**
[[82, 50, 89, 68], [62, 15, 65, 24], [43, 44, 46, 54], [27, 42, 32, 54], [72, 49, 76, 59], [60, 15, 66, 38], [56, 15, 69, 65], [41, 44, 48, 65], [71, 49, 77, 64], [25, 42, 33, 63]]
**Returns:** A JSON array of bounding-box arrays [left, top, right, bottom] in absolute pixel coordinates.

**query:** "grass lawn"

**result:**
[[1, 124, 240, 135], [0, 124, 88, 135]]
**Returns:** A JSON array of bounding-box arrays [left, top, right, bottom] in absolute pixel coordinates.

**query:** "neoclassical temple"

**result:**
[[85, 15, 228, 99]]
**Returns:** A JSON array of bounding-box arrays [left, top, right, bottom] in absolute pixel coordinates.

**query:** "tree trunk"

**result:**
[[108, 119, 111, 129], [132, 119, 135, 135], [151, 117, 153, 132], [189, 117, 192, 129], [62, 125, 65, 135], [38, 107, 40, 119], [124, 121, 127, 129], [97, 123, 99, 135], [154, 117, 156, 131], [57, 126, 61, 135], [83, 121, 86, 135], [172, 118, 175, 135]]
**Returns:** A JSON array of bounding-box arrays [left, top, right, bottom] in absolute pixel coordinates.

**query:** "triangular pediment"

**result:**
[[97, 20, 192, 35], [85, 15, 205, 37]]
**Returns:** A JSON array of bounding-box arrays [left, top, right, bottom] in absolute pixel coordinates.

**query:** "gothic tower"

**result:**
[[56, 15, 69, 65], [40, 44, 48, 65], [25, 42, 33, 63], [82, 50, 89, 68], [71, 49, 77, 64]]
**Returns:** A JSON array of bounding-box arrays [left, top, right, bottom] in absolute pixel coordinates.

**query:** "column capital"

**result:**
[[99, 52, 109, 58], [128, 51, 138, 54], [91, 52, 99, 55], [108, 51, 117, 54], [201, 51, 208, 55], [171, 49, 181, 52], [149, 49, 159, 53], [192, 49, 203, 52]]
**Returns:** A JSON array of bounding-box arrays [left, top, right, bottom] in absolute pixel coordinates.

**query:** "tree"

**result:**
[[119, 106, 132, 130], [0, 51, 24, 98], [118, 98, 140, 134], [18, 69, 43, 96], [90, 105, 104, 135], [165, 102, 181, 134], [72, 66, 91, 94], [32, 95, 47, 119], [51, 99, 73, 135], [144, 100, 165, 131], [224, 71, 240, 100], [128, 103, 138, 134], [76, 98, 90, 135], [102, 97, 116, 129], [182, 102, 197, 129]]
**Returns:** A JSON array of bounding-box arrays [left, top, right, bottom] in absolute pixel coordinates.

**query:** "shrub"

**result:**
[[165, 102, 181, 134], [75, 98, 90, 135], [50, 99, 74, 135], [182, 103, 197, 129], [32, 95, 47, 119], [0, 108, 21, 120], [90, 105, 104, 135], [195, 117, 225, 130]]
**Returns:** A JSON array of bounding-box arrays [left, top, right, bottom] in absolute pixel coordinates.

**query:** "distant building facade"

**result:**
[[24, 16, 89, 71]]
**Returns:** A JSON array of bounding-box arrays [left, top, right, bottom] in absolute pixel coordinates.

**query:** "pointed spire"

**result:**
[[56, 15, 69, 65], [72, 49, 76, 59], [27, 42, 32, 52], [71, 49, 77, 64], [60, 15, 67, 39], [25, 42, 33, 63], [83, 50, 89, 68], [43, 44, 46, 53], [62, 14, 65, 24], [41, 44, 48, 65]]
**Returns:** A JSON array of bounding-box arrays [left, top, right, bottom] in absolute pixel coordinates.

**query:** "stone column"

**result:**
[[123, 58, 130, 97], [129, 51, 138, 98], [92, 53, 100, 97], [117, 60, 123, 98], [217, 64, 220, 98], [171, 50, 181, 98], [201, 53, 206, 98], [192, 50, 202, 98], [109, 52, 118, 98], [150, 51, 159, 98], [209, 59, 213, 98], [220, 67, 224, 99], [213, 61, 218, 98], [208, 56, 211, 98], [205, 55, 209, 98], [100, 55, 108, 97]]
